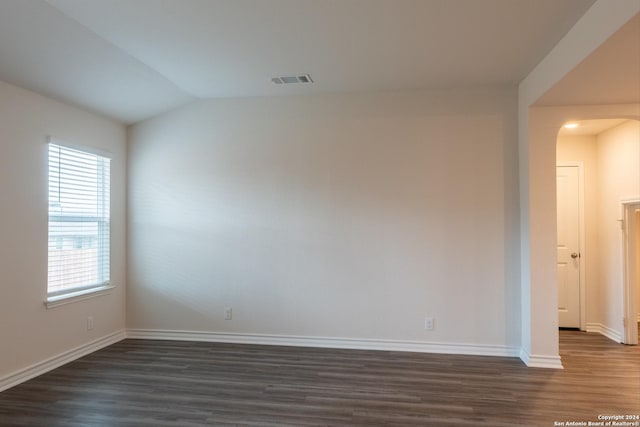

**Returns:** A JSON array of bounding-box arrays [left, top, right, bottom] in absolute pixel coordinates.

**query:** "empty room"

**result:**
[[0, 0, 639, 426]]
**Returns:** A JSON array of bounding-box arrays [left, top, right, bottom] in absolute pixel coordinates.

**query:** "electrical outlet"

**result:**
[[224, 306, 232, 320], [87, 316, 94, 331], [424, 317, 434, 331]]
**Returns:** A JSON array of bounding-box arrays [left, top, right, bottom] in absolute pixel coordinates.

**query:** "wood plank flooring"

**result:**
[[0, 330, 638, 426]]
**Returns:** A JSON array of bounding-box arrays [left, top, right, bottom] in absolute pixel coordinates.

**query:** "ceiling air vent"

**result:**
[[272, 74, 313, 85]]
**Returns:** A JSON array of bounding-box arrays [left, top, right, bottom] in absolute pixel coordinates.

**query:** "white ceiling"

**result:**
[[557, 118, 629, 136], [0, 0, 596, 124], [536, 13, 640, 107]]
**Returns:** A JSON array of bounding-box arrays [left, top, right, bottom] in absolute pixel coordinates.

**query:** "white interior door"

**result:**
[[557, 166, 581, 328]]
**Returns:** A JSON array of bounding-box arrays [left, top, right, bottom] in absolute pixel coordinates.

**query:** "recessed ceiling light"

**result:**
[[563, 123, 579, 129]]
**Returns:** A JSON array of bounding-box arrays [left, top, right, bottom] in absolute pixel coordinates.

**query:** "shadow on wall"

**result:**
[[127, 91, 521, 347]]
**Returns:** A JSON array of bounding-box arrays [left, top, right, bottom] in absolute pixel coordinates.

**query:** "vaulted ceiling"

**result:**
[[0, 0, 602, 123]]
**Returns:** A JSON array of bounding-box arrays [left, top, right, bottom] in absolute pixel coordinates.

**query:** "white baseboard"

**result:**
[[0, 328, 556, 393], [519, 348, 563, 369], [126, 328, 521, 358], [586, 323, 623, 343], [0, 330, 126, 393]]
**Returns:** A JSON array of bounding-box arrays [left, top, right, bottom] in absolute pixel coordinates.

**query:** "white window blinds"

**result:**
[[47, 142, 111, 298]]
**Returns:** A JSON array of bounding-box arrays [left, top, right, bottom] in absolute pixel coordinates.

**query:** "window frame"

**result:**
[[45, 137, 114, 308]]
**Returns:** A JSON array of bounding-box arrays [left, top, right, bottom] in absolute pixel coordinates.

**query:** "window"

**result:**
[[47, 141, 111, 303]]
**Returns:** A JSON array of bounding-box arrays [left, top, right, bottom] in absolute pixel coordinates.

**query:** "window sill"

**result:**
[[45, 284, 115, 309]]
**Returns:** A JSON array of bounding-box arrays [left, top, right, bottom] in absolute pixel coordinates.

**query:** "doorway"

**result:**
[[556, 119, 640, 343]]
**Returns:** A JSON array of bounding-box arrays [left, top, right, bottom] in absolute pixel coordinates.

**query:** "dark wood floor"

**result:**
[[1, 329, 638, 426]]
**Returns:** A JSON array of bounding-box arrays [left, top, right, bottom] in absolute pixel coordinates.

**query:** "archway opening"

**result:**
[[555, 118, 640, 347]]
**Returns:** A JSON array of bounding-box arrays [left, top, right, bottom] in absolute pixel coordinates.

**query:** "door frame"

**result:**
[[621, 199, 640, 345], [557, 162, 586, 330]]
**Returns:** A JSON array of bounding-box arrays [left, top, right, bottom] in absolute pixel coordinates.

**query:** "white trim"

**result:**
[[47, 135, 112, 159], [0, 328, 560, 393], [0, 330, 126, 393], [126, 329, 520, 358], [45, 284, 115, 309], [586, 323, 623, 343], [621, 197, 640, 205], [557, 162, 587, 330], [519, 348, 563, 369]]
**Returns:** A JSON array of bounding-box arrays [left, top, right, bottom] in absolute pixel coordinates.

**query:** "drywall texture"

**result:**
[[0, 81, 126, 378], [128, 89, 521, 349], [556, 135, 599, 325], [596, 120, 640, 334]]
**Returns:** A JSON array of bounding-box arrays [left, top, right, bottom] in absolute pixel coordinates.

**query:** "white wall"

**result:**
[[127, 89, 521, 351], [595, 120, 640, 334], [556, 134, 599, 325], [0, 80, 127, 383]]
